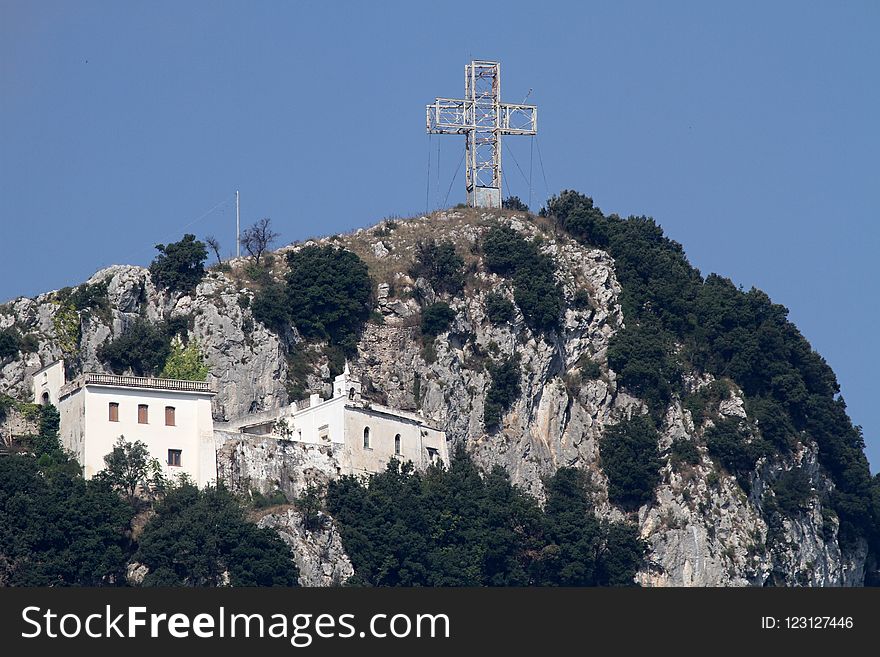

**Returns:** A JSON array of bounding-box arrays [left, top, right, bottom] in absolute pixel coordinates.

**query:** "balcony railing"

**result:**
[[61, 372, 215, 396]]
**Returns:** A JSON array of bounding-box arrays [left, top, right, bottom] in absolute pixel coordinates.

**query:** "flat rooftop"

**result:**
[[60, 372, 216, 399]]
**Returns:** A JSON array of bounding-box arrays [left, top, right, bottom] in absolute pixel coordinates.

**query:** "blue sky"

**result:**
[[1, 1, 878, 471]]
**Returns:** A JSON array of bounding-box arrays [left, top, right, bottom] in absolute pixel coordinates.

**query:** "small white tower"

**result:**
[[333, 361, 361, 401]]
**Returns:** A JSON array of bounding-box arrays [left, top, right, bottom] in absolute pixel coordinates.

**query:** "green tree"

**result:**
[[705, 417, 771, 491], [485, 292, 514, 325], [601, 415, 661, 511], [410, 239, 465, 296], [97, 436, 153, 504], [295, 483, 325, 531], [421, 302, 456, 337], [0, 328, 23, 360], [136, 482, 299, 586], [160, 338, 209, 381], [286, 245, 372, 355], [502, 196, 529, 212], [251, 282, 290, 335], [149, 234, 208, 294], [33, 404, 62, 456], [484, 354, 521, 429], [607, 316, 680, 420], [482, 226, 564, 334], [97, 319, 172, 376], [0, 454, 133, 586]]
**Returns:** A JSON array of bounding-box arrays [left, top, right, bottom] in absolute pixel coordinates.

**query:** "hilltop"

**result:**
[[1, 191, 878, 586]]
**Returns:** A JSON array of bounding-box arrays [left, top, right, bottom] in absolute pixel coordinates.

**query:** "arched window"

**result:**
[[394, 434, 401, 455], [41, 392, 50, 406], [349, 387, 356, 400], [363, 426, 371, 449]]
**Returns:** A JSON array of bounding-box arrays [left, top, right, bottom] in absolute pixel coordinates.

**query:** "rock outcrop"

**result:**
[[258, 509, 354, 587], [0, 208, 867, 586]]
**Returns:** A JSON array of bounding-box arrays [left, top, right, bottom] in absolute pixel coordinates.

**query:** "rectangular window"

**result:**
[[168, 449, 182, 467], [165, 406, 176, 426], [109, 402, 119, 422], [138, 404, 148, 424]]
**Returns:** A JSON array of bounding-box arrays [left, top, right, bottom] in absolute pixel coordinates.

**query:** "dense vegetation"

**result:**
[[600, 415, 662, 511], [159, 338, 209, 381], [135, 483, 299, 586], [0, 408, 299, 587], [484, 292, 515, 325], [327, 450, 645, 586], [542, 190, 878, 552], [97, 317, 193, 377], [483, 354, 521, 429], [421, 302, 456, 337], [482, 226, 564, 335], [409, 239, 465, 296], [252, 245, 372, 358], [0, 327, 38, 362], [149, 234, 208, 294]]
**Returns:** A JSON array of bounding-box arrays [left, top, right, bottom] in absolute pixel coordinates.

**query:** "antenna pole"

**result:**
[[235, 190, 240, 259]]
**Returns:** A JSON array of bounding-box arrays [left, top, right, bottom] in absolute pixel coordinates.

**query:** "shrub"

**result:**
[[682, 380, 731, 425], [607, 316, 680, 420], [669, 439, 701, 469], [536, 467, 645, 586], [772, 468, 812, 515], [410, 239, 465, 296], [251, 488, 289, 509], [572, 288, 591, 310], [484, 354, 520, 429], [286, 245, 372, 355], [541, 190, 611, 247], [705, 417, 772, 490], [98, 319, 172, 377], [502, 196, 529, 212], [0, 328, 23, 360], [149, 234, 208, 294], [482, 226, 564, 334], [52, 304, 81, 357], [65, 279, 111, 317], [485, 293, 514, 325], [136, 482, 299, 586], [421, 302, 455, 337], [251, 283, 289, 335], [578, 357, 602, 380], [601, 415, 661, 511], [159, 338, 209, 381], [295, 483, 325, 531]]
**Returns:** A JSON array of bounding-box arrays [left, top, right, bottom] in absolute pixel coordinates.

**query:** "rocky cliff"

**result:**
[[0, 207, 870, 586]]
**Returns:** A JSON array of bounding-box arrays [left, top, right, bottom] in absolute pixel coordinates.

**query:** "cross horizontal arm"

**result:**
[[427, 98, 537, 135]]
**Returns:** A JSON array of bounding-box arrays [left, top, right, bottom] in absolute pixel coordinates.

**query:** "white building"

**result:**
[[33, 360, 217, 487], [219, 365, 448, 476]]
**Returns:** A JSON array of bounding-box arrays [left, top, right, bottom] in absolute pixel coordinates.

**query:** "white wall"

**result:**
[[58, 387, 86, 466], [78, 386, 216, 486], [343, 406, 448, 475], [33, 360, 65, 406], [286, 395, 346, 445]]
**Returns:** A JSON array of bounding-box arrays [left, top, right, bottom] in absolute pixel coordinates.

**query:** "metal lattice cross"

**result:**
[[426, 60, 537, 209]]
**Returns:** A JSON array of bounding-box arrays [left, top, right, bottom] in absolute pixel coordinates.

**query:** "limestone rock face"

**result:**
[[214, 431, 341, 501], [0, 211, 867, 586], [0, 265, 289, 422], [258, 509, 354, 587]]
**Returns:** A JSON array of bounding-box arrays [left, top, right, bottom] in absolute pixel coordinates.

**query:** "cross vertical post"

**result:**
[[427, 60, 537, 209]]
